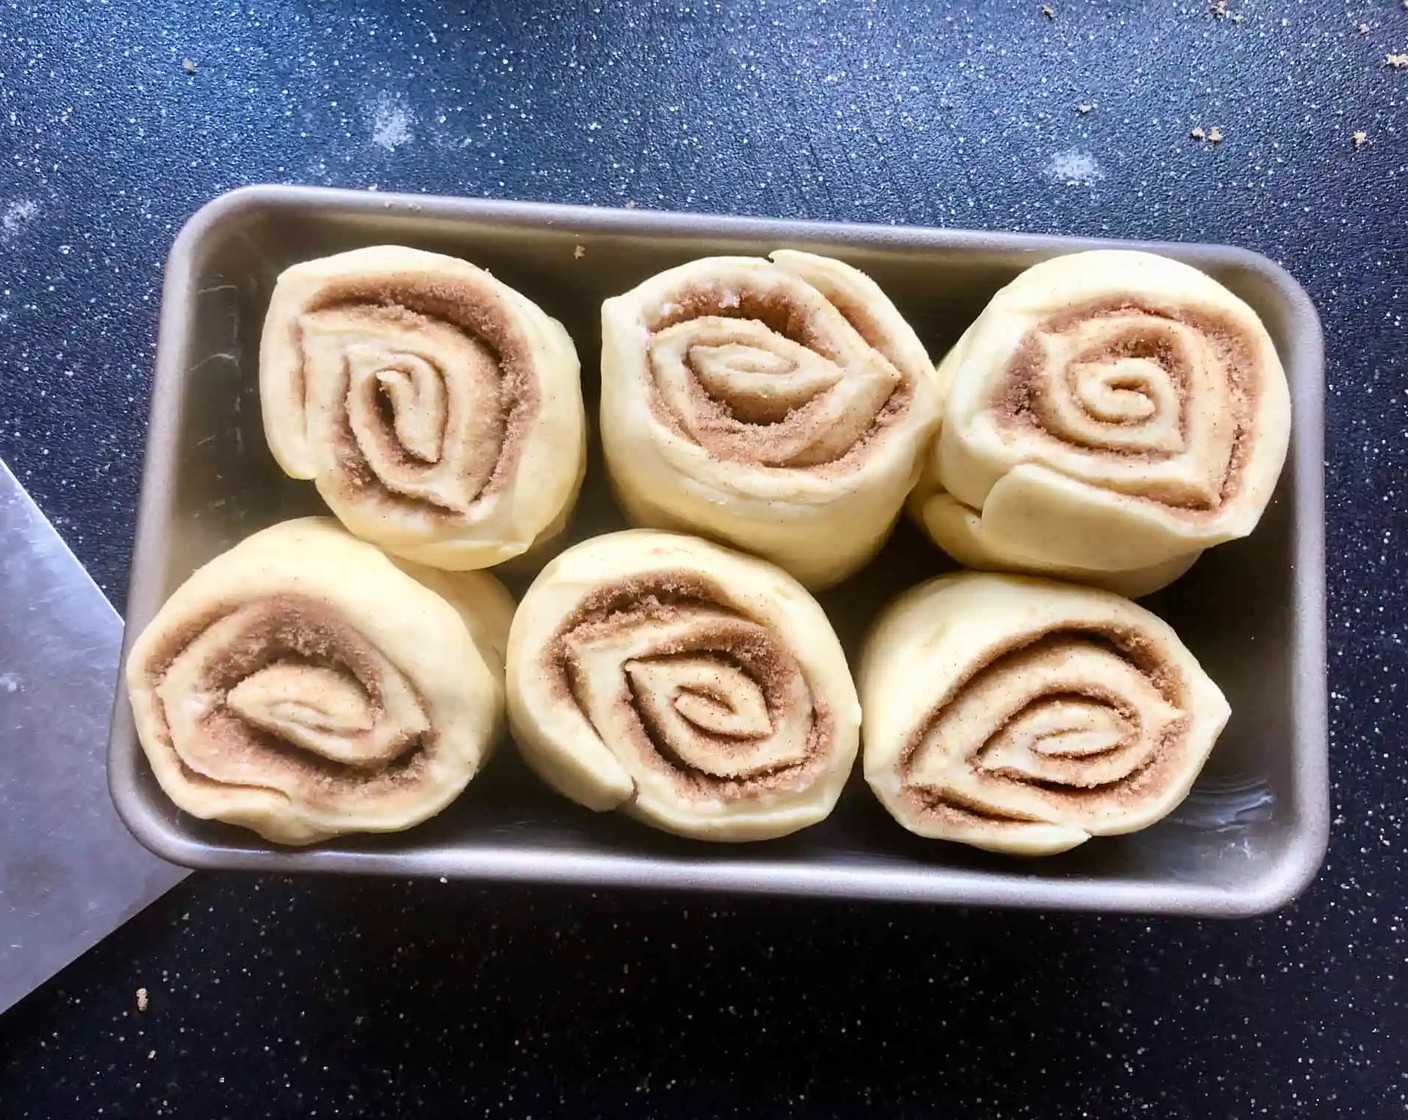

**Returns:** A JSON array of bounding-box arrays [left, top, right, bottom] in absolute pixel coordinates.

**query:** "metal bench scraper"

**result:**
[[0, 457, 187, 1015]]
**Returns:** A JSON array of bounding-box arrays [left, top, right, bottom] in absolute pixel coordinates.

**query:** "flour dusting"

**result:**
[[1043, 150, 1105, 186], [370, 94, 415, 151], [1, 200, 38, 240]]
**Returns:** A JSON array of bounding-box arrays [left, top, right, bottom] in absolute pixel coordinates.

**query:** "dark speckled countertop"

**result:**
[[1, 1, 1405, 1116]]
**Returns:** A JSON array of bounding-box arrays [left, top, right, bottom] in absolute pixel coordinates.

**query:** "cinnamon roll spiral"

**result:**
[[260, 246, 585, 570], [600, 251, 940, 588], [506, 531, 860, 840], [125, 518, 514, 845], [860, 572, 1230, 855], [910, 250, 1291, 596]]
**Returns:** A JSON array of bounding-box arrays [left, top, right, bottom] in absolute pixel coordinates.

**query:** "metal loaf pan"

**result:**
[[109, 185, 1328, 917]]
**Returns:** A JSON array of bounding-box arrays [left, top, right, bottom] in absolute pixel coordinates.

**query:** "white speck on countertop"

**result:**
[[0, 672, 19, 693]]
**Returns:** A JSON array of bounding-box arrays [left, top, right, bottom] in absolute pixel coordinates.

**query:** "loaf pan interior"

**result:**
[[108, 186, 1328, 917]]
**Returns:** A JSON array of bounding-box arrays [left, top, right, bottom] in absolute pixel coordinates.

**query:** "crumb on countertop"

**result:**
[[1352, 130, 1369, 149], [1190, 126, 1206, 140], [1208, 127, 1224, 143], [1076, 103, 1093, 114], [136, 987, 149, 1012], [1357, 23, 1370, 34], [182, 58, 196, 74], [1040, 4, 1055, 18], [574, 244, 586, 259], [1387, 53, 1408, 69]]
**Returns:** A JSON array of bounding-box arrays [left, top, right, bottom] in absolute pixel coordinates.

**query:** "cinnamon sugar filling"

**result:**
[[897, 625, 1190, 828], [997, 298, 1260, 512], [545, 569, 834, 801], [640, 279, 916, 474], [142, 594, 433, 800], [292, 270, 540, 517]]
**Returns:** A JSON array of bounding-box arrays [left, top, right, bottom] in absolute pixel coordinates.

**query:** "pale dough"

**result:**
[[261, 245, 585, 570], [600, 251, 940, 588], [910, 250, 1291, 595], [126, 517, 514, 845], [506, 530, 861, 840], [860, 571, 1230, 855]]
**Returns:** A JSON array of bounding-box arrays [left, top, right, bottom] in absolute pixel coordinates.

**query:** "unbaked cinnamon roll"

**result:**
[[506, 530, 860, 840], [910, 250, 1291, 596], [260, 246, 585, 570], [860, 572, 1229, 855], [125, 518, 514, 845], [600, 251, 940, 588]]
